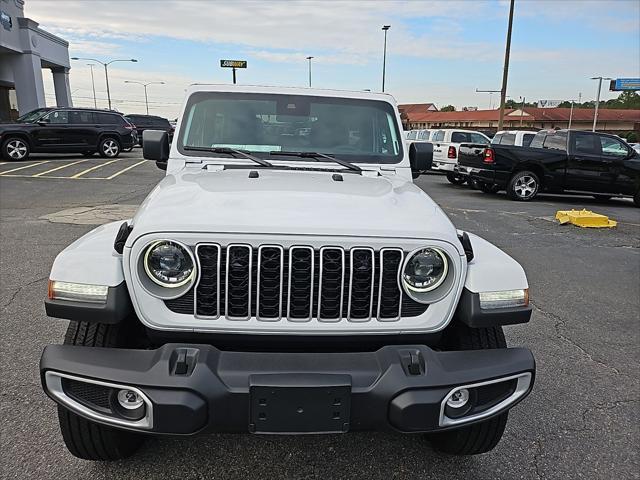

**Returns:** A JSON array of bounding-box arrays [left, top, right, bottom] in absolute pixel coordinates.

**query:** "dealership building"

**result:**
[[0, 0, 72, 121]]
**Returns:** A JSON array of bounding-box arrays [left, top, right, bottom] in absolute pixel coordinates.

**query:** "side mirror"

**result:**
[[37, 120, 48, 126], [409, 142, 433, 179], [143, 130, 169, 170]]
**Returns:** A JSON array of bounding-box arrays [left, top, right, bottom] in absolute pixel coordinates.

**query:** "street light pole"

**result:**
[[381, 25, 391, 92], [87, 64, 97, 108], [124, 81, 165, 115], [498, 0, 515, 131], [519, 96, 525, 127], [590, 76, 612, 132], [306, 56, 314, 87], [568, 99, 574, 130], [476, 88, 501, 109], [71, 57, 138, 110]]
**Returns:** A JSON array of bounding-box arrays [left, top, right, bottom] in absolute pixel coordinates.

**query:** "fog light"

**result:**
[[446, 388, 470, 409], [117, 389, 144, 409]]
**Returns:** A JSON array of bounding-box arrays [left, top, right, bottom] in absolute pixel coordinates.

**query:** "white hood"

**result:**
[[130, 167, 459, 244]]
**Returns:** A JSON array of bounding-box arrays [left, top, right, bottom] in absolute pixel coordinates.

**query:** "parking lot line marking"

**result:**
[[105, 160, 148, 180], [0, 161, 50, 175], [0, 174, 105, 179], [32, 159, 89, 177], [70, 159, 120, 179]]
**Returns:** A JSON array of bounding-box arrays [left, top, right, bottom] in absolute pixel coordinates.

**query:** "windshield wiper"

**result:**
[[269, 150, 362, 172], [183, 146, 273, 167]]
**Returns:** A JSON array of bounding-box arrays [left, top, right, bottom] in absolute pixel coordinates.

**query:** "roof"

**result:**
[[398, 103, 438, 114], [407, 108, 640, 123], [186, 84, 397, 103]]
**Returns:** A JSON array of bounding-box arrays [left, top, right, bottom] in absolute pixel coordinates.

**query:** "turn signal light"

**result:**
[[483, 147, 495, 163], [479, 289, 529, 309], [48, 280, 108, 304], [447, 146, 457, 159]]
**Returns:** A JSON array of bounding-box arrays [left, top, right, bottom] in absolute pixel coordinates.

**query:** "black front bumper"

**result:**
[[40, 343, 535, 435]]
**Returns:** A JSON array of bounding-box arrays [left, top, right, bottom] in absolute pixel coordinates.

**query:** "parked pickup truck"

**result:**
[[491, 130, 538, 147], [457, 129, 640, 205], [428, 129, 491, 185]]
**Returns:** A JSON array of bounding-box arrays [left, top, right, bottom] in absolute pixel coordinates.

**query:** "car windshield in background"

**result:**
[[178, 92, 403, 164]]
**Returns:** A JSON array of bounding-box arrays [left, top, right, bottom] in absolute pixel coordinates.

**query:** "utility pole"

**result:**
[[382, 25, 391, 92], [519, 96, 525, 127], [306, 56, 314, 87], [568, 99, 574, 130], [590, 77, 612, 132], [87, 64, 97, 108], [498, 0, 515, 130]]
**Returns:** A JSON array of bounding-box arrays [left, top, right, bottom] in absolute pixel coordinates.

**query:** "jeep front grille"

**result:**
[[166, 245, 428, 321]]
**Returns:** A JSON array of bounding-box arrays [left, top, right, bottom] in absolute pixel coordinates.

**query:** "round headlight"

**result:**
[[402, 247, 448, 293], [143, 240, 195, 288]]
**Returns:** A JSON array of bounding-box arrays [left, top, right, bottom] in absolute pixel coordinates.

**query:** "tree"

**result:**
[[441, 105, 456, 112], [505, 99, 537, 109]]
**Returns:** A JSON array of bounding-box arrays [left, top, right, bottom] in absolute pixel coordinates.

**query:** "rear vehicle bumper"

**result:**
[[431, 160, 456, 172], [40, 343, 535, 435], [457, 166, 508, 186]]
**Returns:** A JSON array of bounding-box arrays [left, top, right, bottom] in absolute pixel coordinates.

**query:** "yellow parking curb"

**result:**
[[555, 209, 617, 228]]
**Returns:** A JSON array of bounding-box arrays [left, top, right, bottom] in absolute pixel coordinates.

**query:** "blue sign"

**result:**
[[610, 78, 640, 91]]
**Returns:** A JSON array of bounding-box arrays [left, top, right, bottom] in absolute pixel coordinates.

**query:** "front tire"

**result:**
[[427, 324, 509, 455], [57, 321, 144, 460], [98, 137, 121, 158], [446, 172, 467, 185], [1, 137, 30, 161], [507, 170, 540, 201]]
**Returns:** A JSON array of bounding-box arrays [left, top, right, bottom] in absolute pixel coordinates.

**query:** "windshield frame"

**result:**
[[176, 92, 405, 165]]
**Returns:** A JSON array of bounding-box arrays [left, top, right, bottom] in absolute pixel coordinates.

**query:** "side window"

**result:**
[[96, 113, 115, 124], [470, 132, 489, 144], [543, 132, 567, 151], [501, 133, 516, 145], [573, 133, 600, 155], [451, 132, 469, 143], [600, 136, 629, 157], [491, 133, 503, 145], [44, 111, 69, 124], [407, 130, 417, 140], [529, 132, 546, 148], [522, 134, 535, 147], [432, 130, 445, 142], [69, 111, 94, 124]]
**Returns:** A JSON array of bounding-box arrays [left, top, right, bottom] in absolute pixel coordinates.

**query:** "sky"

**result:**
[[29, 0, 640, 119]]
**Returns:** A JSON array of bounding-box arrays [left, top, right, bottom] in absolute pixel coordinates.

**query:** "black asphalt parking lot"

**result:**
[[1, 155, 638, 479]]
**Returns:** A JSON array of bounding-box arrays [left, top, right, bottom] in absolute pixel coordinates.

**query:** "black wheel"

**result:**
[[446, 172, 467, 185], [82, 151, 95, 157], [592, 194, 612, 201], [98, 137, 121, 158], [507, 170, 540, 201], [1, 137, 30, 161], [57, 321, 144, 460], [478, 182, 500, 194], [427, 324, 509, 455]]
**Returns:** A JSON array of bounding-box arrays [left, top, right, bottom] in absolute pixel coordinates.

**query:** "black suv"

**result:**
[[0, 107, 136, 161], [125, 114, 174, 146]]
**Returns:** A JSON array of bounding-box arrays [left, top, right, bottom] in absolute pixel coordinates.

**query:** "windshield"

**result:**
[[16, 108, 51, 123], [178, 92, 403, 164]]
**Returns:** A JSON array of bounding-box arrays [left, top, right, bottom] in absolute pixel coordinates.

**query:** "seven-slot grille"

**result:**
[[167, 244, 429, 321]]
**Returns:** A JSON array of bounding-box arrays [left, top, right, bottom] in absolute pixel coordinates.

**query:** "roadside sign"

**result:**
[[220, 59, 247, 84], [609, 78, 640, 91], [220, 60, 247, 68], [538, 100, 562, 108]]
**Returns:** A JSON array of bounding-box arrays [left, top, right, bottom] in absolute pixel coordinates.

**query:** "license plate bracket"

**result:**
[[249, 375, 351, 434]]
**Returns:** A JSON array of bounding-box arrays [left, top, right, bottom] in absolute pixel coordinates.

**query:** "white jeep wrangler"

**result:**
[[40, 85, 535, 461]]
